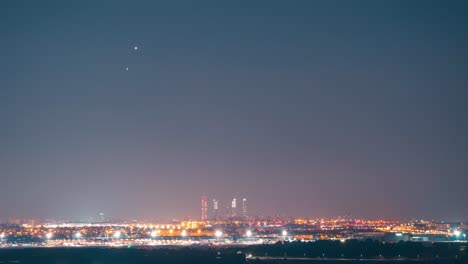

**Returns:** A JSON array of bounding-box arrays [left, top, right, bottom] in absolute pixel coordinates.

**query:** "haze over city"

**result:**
[[1, 0, 468, 223]]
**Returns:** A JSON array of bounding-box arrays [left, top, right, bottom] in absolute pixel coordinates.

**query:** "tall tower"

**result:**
[[242, 198, 247, 217], [231, 198, 237, 217], [201, 195, 207, 221], [212, 199, 219, 219]]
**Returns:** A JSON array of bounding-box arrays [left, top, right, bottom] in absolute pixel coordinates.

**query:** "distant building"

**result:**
[[231, 198, 237, 217], [201, 195, 207, 221], [225, 206, 230, 219], [212, 199, 219, 220], [242, 198, 247, 218], [384, 232, 410, 242]]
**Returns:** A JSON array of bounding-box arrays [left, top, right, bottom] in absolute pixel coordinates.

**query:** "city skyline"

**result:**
[[1, 1, 468, 222]]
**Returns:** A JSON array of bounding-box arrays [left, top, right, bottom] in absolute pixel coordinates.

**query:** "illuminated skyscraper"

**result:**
[[212, 199, 219, 220], [242, 198, 247, 217], [231, 198, 237, 217], [201, 195, 207, 221]]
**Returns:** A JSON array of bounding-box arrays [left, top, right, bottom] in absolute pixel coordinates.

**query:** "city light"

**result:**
[[0, 216, 463, 248]]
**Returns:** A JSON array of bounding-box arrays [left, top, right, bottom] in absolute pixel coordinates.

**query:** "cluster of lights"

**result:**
[[2, 219, 464, 245], [453, 230, 466, 239], [36, 228, 289, 241]]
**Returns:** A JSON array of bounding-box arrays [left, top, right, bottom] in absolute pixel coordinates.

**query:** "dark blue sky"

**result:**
[[1, 1, 467, 221]]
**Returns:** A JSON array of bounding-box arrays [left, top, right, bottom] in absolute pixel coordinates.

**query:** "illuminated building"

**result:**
[[242, 198, 247, 218], [201, 195, 207, 221], [212, 199, 219, 219], [231, 198, 237, 217]]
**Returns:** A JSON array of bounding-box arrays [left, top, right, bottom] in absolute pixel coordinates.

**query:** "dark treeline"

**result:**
[[5, 235, 43, 244]]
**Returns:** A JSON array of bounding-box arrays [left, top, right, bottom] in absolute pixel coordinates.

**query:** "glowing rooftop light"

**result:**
[[215, 230, 223, 238], [46, 232, 53, 239], [114, 231, 121, 238], [246, 230, 252, 237]]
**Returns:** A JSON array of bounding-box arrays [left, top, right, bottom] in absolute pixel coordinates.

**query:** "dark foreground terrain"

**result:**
[[0, 247, 245, 264], [0, 240, 466, 264]]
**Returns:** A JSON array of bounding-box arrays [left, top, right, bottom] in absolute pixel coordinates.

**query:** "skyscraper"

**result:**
[[231, 198, 237, 217], [201, 195, 207, 221], [212, 199, 219, 220], [242, 198, 247, 217]]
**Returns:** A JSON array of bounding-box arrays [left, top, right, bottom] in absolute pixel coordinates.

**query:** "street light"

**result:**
[[246, 230, 252, 238], [114, 231, 121, 239], [151, 231, 157, 238], [181, 230, 187, 237], [46, 232, 53, 240], [215, 230, 223, 238], [282, 230, 288, 244], [75, 232, 82, 239]]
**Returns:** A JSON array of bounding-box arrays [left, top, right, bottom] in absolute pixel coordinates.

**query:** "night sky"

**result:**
[[1, 1, 467, 222]]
